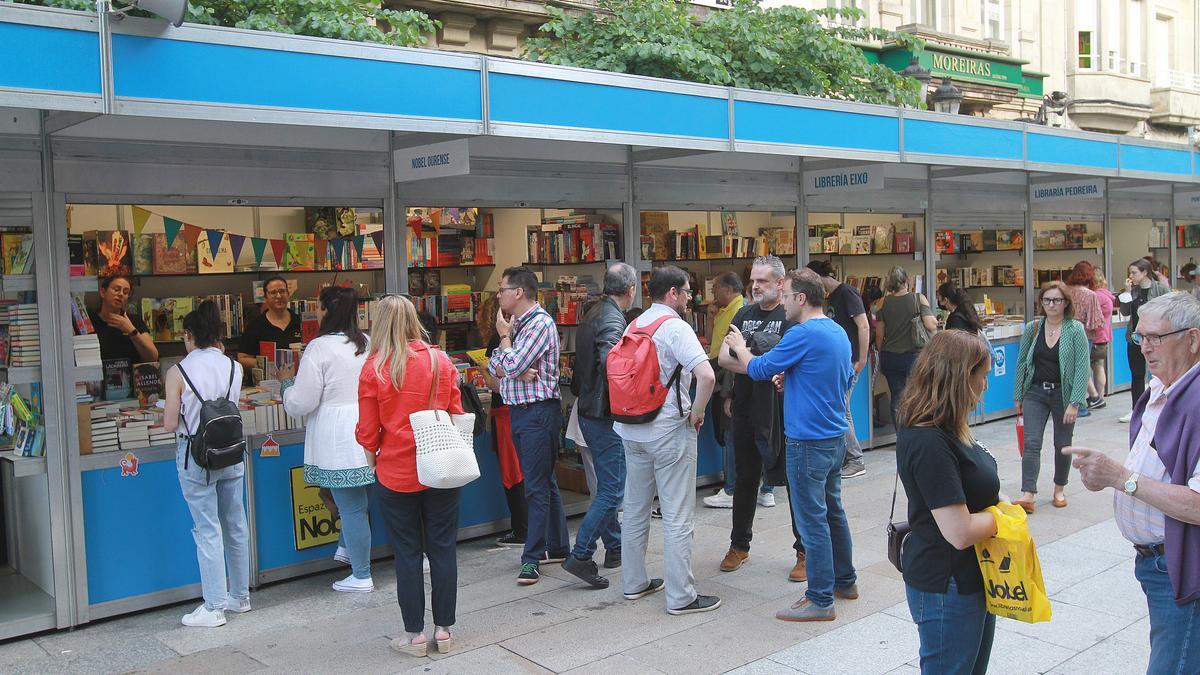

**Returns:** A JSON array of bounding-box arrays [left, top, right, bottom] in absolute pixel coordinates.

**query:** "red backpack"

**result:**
[[607, 315, 683, 424]]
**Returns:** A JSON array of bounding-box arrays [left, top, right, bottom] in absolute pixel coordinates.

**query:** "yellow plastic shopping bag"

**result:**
[[973, 502, 1052, 623]]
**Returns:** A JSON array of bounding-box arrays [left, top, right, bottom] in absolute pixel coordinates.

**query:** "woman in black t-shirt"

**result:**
[[896, 331, 1001, 675]]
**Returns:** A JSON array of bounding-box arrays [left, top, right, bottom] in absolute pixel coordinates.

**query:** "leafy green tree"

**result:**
[[11, 0, 439, 46], [525, 0, 923, 108]]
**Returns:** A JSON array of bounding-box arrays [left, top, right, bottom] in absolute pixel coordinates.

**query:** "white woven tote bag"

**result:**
[[411, 348, 479, 489]]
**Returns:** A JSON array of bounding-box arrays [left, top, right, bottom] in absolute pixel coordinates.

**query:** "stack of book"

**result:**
[[529, 215, 620, 264], [117, 421, 151, 450], [148, 424, 174, 447], [539, 276, 596, 325], [74, 334, 102, 368], [5, 304, 40, 367], [88, 414, 119, 453]]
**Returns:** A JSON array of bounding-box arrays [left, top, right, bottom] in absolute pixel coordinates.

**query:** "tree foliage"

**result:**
[[12, 0, 439, 47], [525, 0, 923, 108]]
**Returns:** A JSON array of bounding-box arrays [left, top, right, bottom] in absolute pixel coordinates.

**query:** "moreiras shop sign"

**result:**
[[1030, 178, 1105, 202]]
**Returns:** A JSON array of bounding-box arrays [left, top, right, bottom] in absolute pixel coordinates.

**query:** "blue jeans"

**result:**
[[510, 400, 570, 565], [1136, 551, 1200, 674], [880, 350, 919, 425], [573, 415, 623, 560], [785, 436, 855, 607], [175, 436, 250, 611], [906, 578, 995, 675], [721, 427, 771, 495], [331, 486, 371, 579]]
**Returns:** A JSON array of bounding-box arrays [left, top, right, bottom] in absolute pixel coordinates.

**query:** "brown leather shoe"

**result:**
[[1014, 497, 1036, 514], [719, 548, 749, 572], [789, 551, 807, 582]]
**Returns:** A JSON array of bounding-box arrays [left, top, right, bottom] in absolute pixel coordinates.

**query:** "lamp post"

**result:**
[[930, 77, 963, 114], [899, 56, 933, 89]]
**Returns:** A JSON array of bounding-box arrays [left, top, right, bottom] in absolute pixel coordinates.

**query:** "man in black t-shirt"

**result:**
[[808, 261, 870, 479], [89, 276, 158, 400], [718, 256, 805, 582], [238, 276, 301, 375]]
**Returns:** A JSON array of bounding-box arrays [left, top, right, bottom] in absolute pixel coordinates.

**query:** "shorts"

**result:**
[[1090, 342, 1109, 363]]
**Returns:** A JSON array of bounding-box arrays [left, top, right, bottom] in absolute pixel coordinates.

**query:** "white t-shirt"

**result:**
[[613, 303, 708, 443], [176, 347, 242, 436]]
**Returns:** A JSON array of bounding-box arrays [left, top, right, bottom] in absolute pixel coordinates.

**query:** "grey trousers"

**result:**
[[1020, 385, 1075, 494], [621, 424, 698, 611]]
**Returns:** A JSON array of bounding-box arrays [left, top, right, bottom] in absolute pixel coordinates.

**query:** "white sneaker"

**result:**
[[181, 603, 226, 628], [703, 489, 735, 509], [423, 556, 430, 573], [332, 574, 374, 593], [1119, 412, 1133, 423], [757, 492, 776, 508], [225, 597, 252, 614], [334, 546, 350, 564]]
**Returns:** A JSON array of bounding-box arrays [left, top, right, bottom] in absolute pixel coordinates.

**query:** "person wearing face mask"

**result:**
[[1120, 259, 1171, 422], [1013, 282, 1091, 513], [238, 276, 302, 375], [89, 275, 159, 395]]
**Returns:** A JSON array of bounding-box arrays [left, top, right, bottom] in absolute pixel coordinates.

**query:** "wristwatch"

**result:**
[[125, 328, 140, 337], [1123, 472, 1140, 496]]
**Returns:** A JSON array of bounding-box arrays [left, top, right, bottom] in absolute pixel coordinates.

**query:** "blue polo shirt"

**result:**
[[746, 316, 852, 441]]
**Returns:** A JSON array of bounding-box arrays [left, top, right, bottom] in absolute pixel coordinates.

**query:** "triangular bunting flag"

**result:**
[[206, 229, 225, 259], [251, 237, 268, 265], [182, 224, 203, 249], [164, 217, 183, 248], [353, 235, 365, 258], [331, 238, 346, 263], [269, 239, 286, 266], [229, 233, 247, 262], [131, 206, 152, 237], [370, 231, 384, 253]]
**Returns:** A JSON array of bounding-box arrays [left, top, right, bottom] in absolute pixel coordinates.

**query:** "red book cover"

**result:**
[[259, 341, 276, 364]]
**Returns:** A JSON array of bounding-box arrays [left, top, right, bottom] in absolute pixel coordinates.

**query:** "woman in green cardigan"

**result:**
[[1014, 281, 1091, 513]]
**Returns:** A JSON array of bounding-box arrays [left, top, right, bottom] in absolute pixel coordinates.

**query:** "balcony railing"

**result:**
[[1153, 69, 1200, 91]]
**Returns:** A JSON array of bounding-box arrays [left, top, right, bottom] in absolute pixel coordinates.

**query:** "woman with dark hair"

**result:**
[[161, 301, 248, 628], [1013, 282, 1090, 513], [281, 286, 373, 593], [936, 282, 983, 334], [896, 331, 999, 674], [90, 275, 158, 396], [1120, 258, 1171, 421]]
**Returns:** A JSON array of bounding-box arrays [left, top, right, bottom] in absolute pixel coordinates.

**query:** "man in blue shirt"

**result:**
[[721, 268, 856, 622]]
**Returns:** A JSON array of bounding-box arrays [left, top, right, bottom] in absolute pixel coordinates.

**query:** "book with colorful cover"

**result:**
[[68, 234, 85, 276], [132, 362, 162, 405], [152, 233, 196, 274], [284, 233, 315, 271], [2, 234, 33, 275], [70, 294, 95, 335], [94, 230, 132, 277], [872, 224, 895, 254], [102, 357, 133, 401], [197, 233, 235, 274], [142, 298, 178, 341], [301, 311, 319, 344], [131, 234, 154, 275]]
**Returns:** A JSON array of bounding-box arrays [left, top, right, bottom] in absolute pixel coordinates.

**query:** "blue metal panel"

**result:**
[[1121, 144, 1192, 176], [905, 119, 1022, 160], [112, 34, 481, 120], [982, 341, 1019, 416], [851, 370, 870, 442], [1112, 327, 1132, 388], [735, 100, 899, 152], [0, 22, 100, 94], [253, 442, 351, 572], [489, 73, 727, 139], [82, 457, 206, 605], [1027, 132, 1118, 169]]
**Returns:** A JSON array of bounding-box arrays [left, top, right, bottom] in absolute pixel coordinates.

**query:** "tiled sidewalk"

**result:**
[[0, 401, 1152, 674]]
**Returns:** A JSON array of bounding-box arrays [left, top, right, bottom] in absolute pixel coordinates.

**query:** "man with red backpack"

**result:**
[[611, 265, 719, 615]]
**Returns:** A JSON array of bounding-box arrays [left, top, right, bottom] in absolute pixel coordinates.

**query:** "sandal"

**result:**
[[1052, 495, 1068, 508], [434, 630, 453, 654], [390, 635, 427, 657]]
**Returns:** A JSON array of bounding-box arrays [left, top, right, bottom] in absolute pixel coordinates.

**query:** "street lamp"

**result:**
[[930, 77, 963, 114], [899, 56, 933, 90]]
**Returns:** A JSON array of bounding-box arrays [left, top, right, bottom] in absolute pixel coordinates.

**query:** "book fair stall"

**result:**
[[2, 2, 1200, 639]]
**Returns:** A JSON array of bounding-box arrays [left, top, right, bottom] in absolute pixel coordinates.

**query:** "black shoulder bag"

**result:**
[[887, 471, 913, 574]]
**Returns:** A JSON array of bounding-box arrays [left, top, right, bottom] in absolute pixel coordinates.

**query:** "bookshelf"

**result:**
[[932, 227, 1026, 320]]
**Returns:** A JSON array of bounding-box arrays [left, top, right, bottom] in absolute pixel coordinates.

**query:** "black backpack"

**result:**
[[179, 359, 246, 481], [459, 380, 487, 437]]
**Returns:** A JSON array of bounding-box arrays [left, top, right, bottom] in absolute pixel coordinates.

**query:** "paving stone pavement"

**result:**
[[0, 399, 1156, 674]]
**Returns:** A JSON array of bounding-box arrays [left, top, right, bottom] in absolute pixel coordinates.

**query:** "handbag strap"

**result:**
[[888, 471, 900, 525], [426, 346, 440, 411]]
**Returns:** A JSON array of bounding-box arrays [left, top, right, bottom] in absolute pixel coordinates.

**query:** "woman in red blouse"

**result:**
[[355, 295, 464, 658]]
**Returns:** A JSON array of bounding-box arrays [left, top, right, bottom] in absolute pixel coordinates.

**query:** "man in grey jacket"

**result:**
[[563, 263, 638, 588]]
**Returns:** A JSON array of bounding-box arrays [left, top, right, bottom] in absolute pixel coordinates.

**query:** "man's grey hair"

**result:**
[[603, 262, 638, 297], [752, 255, 786, 280], [1139, 291, 1200, 332]]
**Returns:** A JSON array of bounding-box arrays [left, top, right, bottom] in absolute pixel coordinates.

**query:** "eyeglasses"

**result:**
[[496, 286, 519, 294], [675, 287, 693, 298], [1132, 328, 1193, 347], [1041, 297, 1065, 306]]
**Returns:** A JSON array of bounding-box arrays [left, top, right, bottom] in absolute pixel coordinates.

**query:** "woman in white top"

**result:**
[[162, 301, 249, 628], [281, 286, 374, 593]]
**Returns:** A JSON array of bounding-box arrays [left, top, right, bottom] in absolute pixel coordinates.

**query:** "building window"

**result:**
[[982, 0, 1004, 41], [916, 0, 942, 30], [1153, 16, 1173, 85], [1126, 0, 1144, 76], [1076, 0, 1098, 70], [826, 0, 862, 27]]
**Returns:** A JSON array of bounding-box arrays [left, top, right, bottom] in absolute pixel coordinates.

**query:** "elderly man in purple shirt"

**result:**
[[1068, 292, 1200, 674]]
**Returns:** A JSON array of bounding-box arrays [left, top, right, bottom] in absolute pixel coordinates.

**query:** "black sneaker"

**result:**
[[623, 578, 665, 600], [517, 563, 540, 585], [668, 594, 722, 615], [603, 548, 621, 569], [542, 550, 569, 564], [562, 555, 609, 588], [1088, 396, 1107, 410], [496, 532, 525, 547]]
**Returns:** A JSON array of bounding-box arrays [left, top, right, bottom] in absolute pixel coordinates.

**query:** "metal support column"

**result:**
[[1169, 184, 1178, 286], [924, 166, 935, 294], [797, 157, 808, 268], [1102, 179, 1112, 293], [1024, 173, 1035, 320], [623, 147, 642, 308], [385, 131, 406, 294]]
